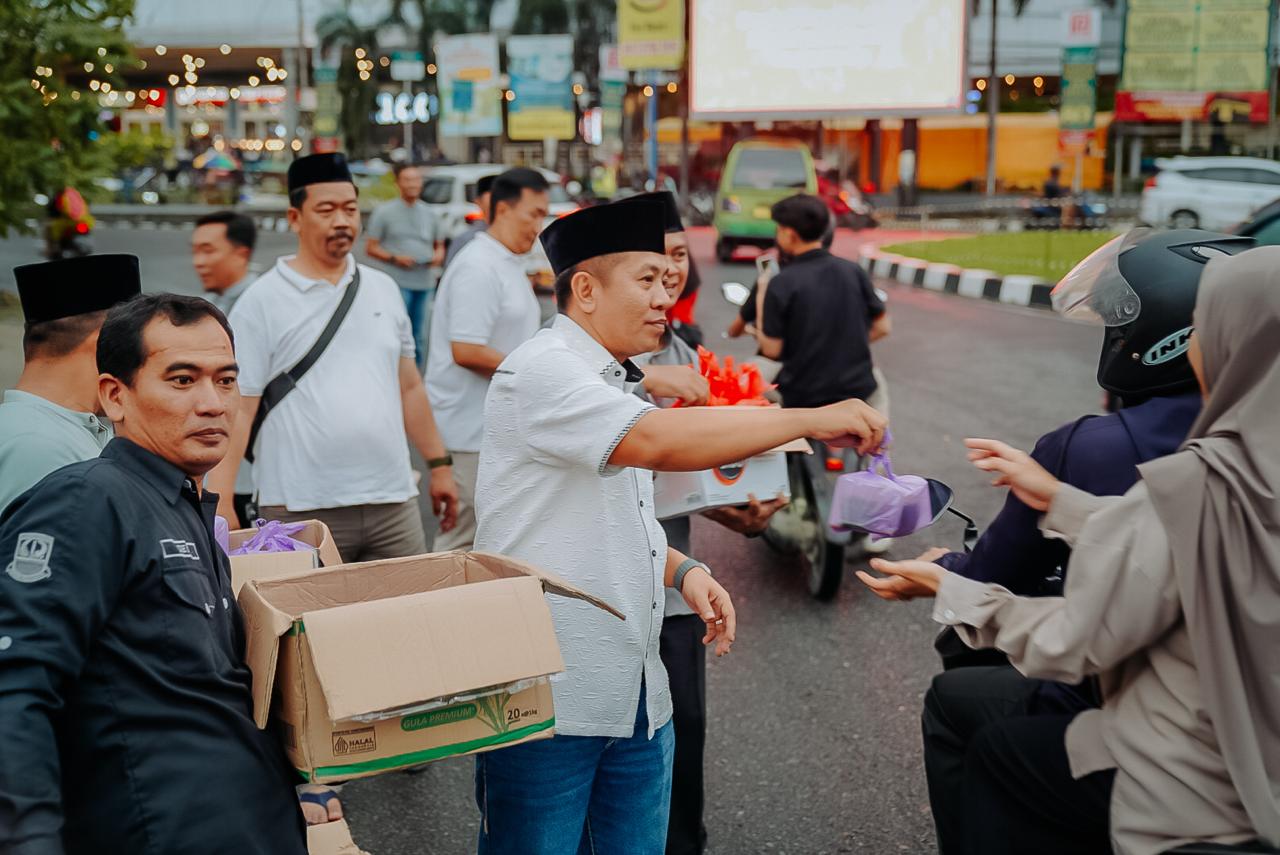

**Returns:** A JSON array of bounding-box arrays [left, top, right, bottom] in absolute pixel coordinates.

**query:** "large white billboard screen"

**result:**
[[691, 0, 968, 119]]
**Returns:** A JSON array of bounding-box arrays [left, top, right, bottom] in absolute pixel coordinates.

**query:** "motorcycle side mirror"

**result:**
[[721, 281, 751, 307], [924, 478, 980, 553]]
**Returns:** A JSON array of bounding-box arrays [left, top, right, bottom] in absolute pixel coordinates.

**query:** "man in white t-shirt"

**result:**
[[207, 153, 458, 562], [425, 168, 548, 551], [472, 196, 888, 854]]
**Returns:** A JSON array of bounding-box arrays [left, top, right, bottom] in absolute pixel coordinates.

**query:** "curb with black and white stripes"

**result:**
[[857, 245, 1054, 310]]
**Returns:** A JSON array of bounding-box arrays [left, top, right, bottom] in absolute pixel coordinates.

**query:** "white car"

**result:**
[[1140, 156, 1280, 231], [421, 164, 578, 285], [421, 164, 577, 240]]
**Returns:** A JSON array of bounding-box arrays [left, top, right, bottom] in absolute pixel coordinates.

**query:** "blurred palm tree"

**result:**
[[315, 1, 383, 157]]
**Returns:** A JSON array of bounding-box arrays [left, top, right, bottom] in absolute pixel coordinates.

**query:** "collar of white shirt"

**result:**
[[550, 314, 646, 389], [473, 229, 526, 264], [273, 253, 356, 292]]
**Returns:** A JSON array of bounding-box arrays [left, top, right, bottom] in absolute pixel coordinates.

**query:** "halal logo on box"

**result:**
[[331, 727, 376, 756]]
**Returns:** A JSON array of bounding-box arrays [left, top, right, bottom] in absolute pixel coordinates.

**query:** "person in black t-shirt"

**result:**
[[754, 194, 891, 409]]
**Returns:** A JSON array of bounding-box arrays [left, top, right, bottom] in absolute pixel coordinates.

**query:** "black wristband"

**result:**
[[427, 455, 453, 470]]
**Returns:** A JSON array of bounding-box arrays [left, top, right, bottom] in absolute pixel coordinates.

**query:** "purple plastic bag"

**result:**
[[229, 518, 312, 556], [214, 515, 231, 557], [828, 453, 933, 538]]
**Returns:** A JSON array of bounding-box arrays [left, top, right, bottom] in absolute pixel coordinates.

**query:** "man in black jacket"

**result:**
[[0, 294, 311, 854]]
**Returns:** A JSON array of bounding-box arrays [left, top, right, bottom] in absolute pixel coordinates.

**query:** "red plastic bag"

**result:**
[[675, 346, 774, 407]]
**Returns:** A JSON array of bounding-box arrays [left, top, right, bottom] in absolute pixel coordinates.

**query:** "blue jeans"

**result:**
[[401, 287, 434, 368], [475, 685, 675, 855]]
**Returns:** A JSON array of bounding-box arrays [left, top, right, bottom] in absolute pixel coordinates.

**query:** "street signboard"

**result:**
[[506, 35, 575, 141], [390, 51, 426, 82], [1059, 46, 1097, 130], [1117, 0, 1274, 123], [1062, 8, 1102, 47], [618, 0, 685, 71], [436, 34, 503, 137]]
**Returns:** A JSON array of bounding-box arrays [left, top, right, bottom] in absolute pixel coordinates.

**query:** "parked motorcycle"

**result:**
[[719, 281, 903, 600], [43, 187, 95, 260]]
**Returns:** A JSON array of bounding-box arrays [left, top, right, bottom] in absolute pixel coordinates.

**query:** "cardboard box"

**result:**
[[653, 438, 812, 520], [307, 819, 365, 855], [228, 520, 343, 595], [239, 551, 623, 784]]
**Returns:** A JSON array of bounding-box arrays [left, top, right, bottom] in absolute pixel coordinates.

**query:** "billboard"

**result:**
[[618, 0, 685, 71], [690, 0, 967, 119], [506, 35, 576, 141], [436, 33, 503, 137], [1117, 0, 1273, 123]]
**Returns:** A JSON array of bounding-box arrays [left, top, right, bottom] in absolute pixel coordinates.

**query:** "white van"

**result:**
[[1140, 156, 1280, 231]]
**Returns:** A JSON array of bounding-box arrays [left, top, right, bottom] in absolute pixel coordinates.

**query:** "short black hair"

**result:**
[[23, 311, 107, 362], [97, 293, 234, 386], [771, 194, 830, 243], [195, 210, 257, 253], [489, 168, 550, 221], [392, 162, 420, 178]]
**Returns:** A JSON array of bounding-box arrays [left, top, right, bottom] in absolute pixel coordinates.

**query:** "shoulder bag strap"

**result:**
[[244, 267, 361, 463]]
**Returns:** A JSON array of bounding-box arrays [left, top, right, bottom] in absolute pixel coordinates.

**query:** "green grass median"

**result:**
[[882, 231, 1117, 281]]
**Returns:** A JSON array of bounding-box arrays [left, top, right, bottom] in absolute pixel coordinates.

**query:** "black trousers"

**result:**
[[659, 614, 708, 855], [923, 666, 1114, 855]]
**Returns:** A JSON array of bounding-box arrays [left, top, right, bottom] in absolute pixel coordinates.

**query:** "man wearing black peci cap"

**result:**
[[206, 152, 458, 559], [471, 197, 888, 854], [0, 254, 140, 513]]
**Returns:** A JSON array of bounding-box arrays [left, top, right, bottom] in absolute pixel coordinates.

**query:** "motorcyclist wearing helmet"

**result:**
[[917, 228, 1255, 855]]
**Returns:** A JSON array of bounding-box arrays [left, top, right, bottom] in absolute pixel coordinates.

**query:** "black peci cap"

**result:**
[[539, 197, 667, 277], [287, 152, 354, 194], [627, 191, 683, 233], [14, 254, 142, 324]]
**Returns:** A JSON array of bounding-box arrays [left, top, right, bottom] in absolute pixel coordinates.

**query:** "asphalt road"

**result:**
[[0, 225, 1103, 854]]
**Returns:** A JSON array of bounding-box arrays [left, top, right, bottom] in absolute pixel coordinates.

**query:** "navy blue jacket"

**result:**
[[937, 392, 1202, 596]]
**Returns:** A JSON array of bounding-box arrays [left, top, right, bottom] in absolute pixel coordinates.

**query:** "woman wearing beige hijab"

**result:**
[[860, 246, 1280, 855]]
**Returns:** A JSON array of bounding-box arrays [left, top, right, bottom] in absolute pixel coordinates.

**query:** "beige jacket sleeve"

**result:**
[[933, 483, 1183, 684]]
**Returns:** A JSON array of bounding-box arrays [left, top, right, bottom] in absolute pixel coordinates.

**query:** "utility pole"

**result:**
[[295, 0, 310, 150], [985, 0, 998, 195]]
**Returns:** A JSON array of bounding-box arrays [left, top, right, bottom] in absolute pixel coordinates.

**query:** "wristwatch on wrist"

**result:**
[[673, 557, 711, 593], [427, 455, 453, 470]]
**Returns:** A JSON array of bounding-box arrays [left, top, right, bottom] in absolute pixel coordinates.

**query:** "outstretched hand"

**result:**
[[856, 548, 948, 601], [681, 569, 737, 657], [965, 438, 1061, 512]]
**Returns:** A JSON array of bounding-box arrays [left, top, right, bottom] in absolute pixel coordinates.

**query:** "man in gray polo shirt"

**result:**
[[472, 197, 888, 854], [365, 163, 443, 367]]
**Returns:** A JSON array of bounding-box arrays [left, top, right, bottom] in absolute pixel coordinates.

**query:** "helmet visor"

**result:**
[[1051, 229, 1146, 326]]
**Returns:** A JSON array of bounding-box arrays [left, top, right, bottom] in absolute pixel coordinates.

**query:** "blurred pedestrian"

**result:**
[[425, 168, 547, 551], [0, 254, 139, 513], [192, 210, 259, 521], [206, 152, 458, 560], [443, 173, 496, 269], [365, 163, 443, 368]]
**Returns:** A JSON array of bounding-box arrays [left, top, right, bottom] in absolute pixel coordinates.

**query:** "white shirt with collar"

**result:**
[[474, 314, 673, 739], [228, 254, 418, 511], [204, 274, 255, 497], [425, 231, 541, 452]]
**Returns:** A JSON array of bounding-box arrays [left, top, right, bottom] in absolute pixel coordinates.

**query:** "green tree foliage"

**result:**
[[316, 2, 382, 159], [0, 0, 136, 235]]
